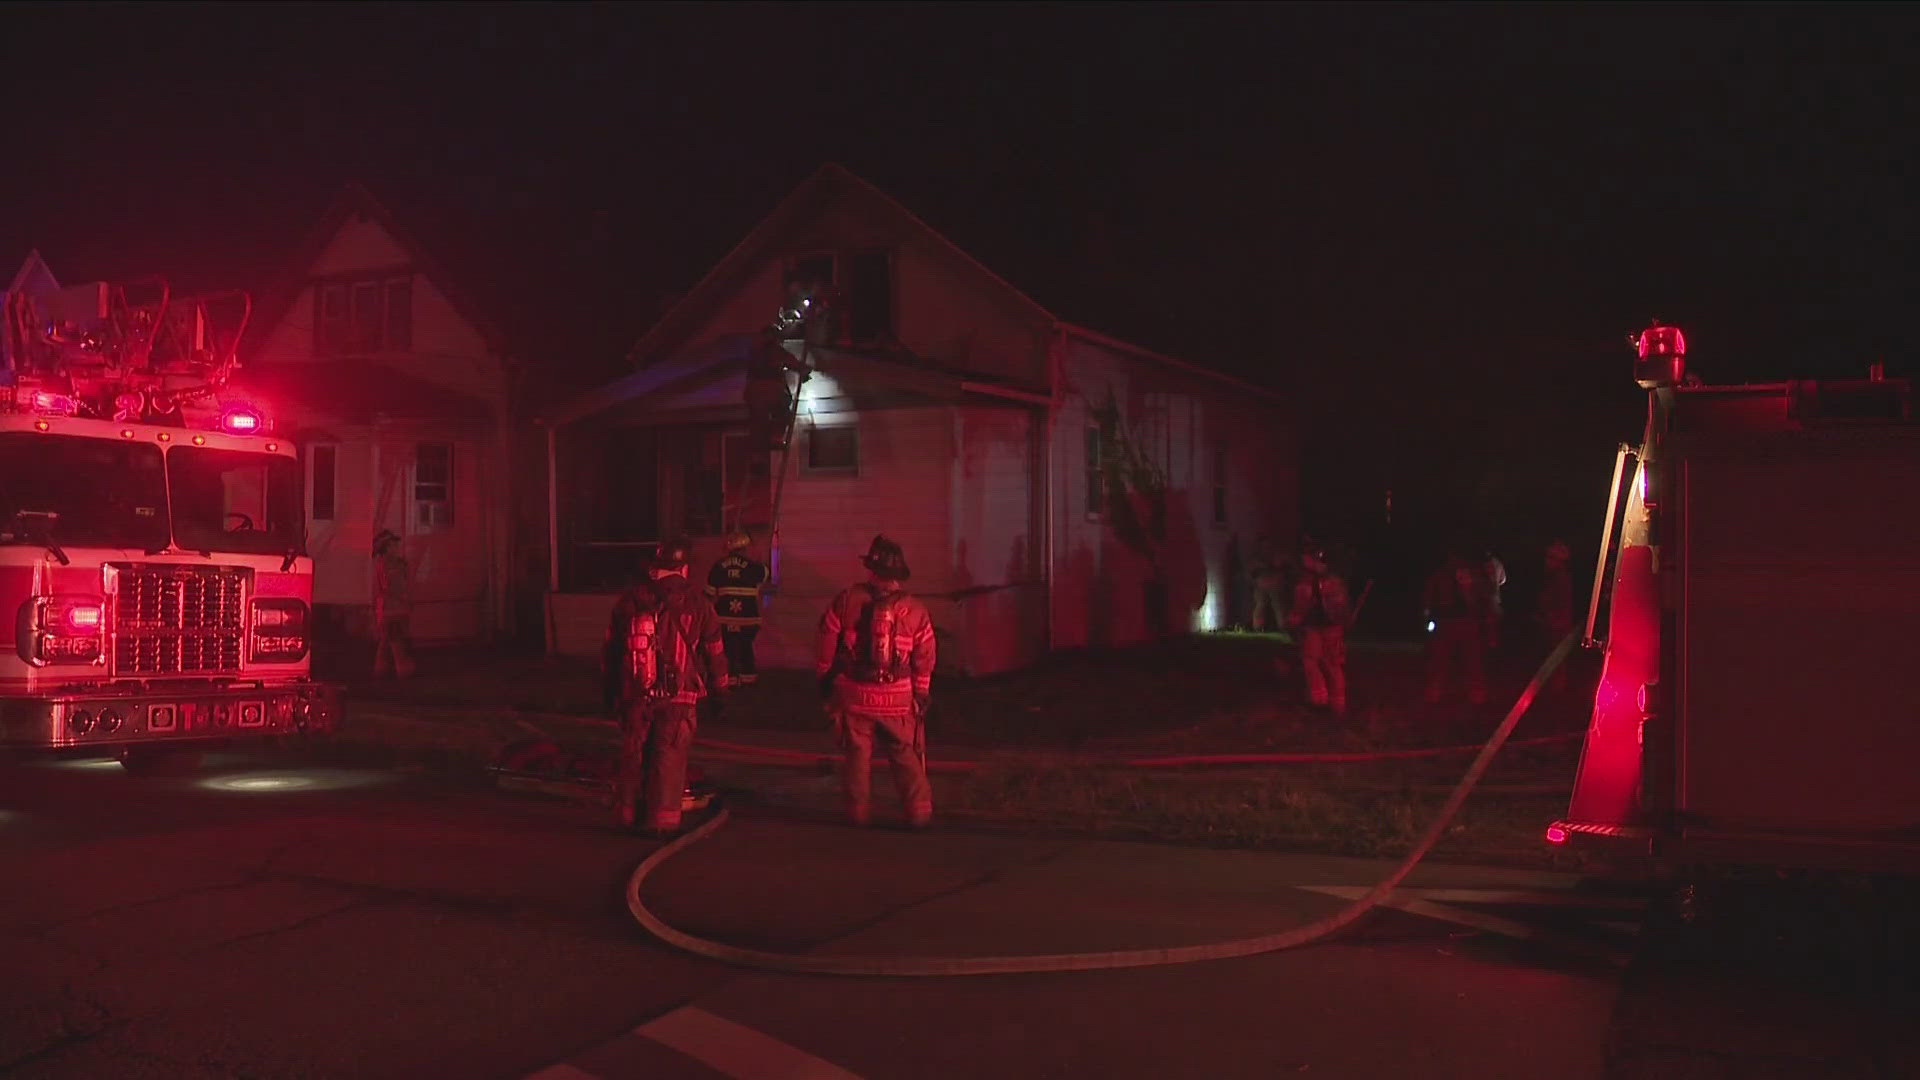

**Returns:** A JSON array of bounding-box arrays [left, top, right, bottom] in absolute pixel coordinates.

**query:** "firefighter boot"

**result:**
[[612, 780, 639, 831]]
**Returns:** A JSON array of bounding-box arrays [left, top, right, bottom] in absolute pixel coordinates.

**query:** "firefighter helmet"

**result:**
[[725, 531, 752, 552], [1300, 541, 1328, 567], [372, 529, 400, 556], [652, 535, 694, 571], [861, 535, 911, 581]]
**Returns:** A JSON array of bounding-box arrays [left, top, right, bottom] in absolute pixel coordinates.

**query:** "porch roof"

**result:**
[[543, 336, 1049, 428], [540, 333, 755, 426]]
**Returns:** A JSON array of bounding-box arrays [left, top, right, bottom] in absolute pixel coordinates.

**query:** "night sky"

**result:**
[[3, 3, 1913, 551]]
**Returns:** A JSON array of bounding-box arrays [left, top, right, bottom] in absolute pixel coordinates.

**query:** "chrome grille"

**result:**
[[110, 564, 250, 676]]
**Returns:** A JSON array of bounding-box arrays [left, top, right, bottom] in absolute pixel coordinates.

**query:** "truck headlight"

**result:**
[[16, 595, 106, 666], [250, 599, 310, 663]]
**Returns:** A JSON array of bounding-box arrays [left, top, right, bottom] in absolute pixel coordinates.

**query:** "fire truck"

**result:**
[[0, 268, 340, 771], [1550, 321, 1918, 876]]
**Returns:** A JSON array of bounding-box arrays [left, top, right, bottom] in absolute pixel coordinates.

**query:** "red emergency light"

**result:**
[[22, 388, 78, 415], [220, 404, 265, 434], [1633, 320, 1686, 388]]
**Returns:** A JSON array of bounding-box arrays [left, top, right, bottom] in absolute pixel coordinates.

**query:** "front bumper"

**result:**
[[0, 681, 342, 749], [1547, 818, 1657, 855]]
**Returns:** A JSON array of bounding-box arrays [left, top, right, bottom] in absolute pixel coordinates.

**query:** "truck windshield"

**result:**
[[0, 432, 172, 551], [167, 446, 304, 556]]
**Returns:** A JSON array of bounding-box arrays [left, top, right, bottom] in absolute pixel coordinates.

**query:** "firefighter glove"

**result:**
[[912, 692, 930, 719]]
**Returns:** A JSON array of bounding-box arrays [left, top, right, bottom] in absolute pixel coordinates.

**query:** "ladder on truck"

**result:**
[[3, 264, 252, 420]]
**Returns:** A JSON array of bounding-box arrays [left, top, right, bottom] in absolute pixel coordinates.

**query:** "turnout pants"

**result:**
[[1426, 618, 1487, 705], [831, 682, 932, 827], [1299, 625, 1347, 713], [615, 701, 697, 832], [373, 614, 416, 679], [1250, 579, 1286, 631], [721, 625, 758, 681]]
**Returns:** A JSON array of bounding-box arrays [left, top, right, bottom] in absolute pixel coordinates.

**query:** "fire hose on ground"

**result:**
[[623, 632, 1581, 976]]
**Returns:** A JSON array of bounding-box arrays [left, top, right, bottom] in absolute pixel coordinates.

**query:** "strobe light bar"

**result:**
[[219, 404, 267, 435]]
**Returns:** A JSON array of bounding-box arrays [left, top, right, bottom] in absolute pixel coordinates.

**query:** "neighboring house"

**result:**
[[233, 185, 518, 643], [543, 165, 1297, 674]]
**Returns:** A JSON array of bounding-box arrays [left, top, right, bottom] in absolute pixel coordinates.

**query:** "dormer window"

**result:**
[[316, 274, 413, 355]]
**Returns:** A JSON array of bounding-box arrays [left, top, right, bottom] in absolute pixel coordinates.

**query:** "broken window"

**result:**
[[844, 251, 893, 342]]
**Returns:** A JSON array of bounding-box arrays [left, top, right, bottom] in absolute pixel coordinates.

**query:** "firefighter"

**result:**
[[1536, 538, 1574, 692], [1248, 534, 1288, 632], [604, 536, 728, 836], [706, 530, 769, 684], [816, 535, 936, 828], [1482, 545, 1509, 651], [1287, 543, 1352, 714], [371, 529, 416, 679], [1423, 546, 1493, 705], [745, 331, 809, 452]]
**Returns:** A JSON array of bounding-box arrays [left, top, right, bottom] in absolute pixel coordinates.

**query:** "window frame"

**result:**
[[780, 250, 896, 345], [313, 272, 414, 356], [408, 441, 454, 535], [841, 249, 895, 343], [800, 421, 860, 478], [308, 442, 339, 523], [1085, 420, 1105, 519]]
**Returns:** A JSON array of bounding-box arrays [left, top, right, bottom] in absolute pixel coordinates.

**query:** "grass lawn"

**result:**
[[331, 630, 1597, 755], [331, 631, 1598, 866]]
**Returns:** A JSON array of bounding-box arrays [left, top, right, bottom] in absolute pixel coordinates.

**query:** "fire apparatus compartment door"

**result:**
[[1678, 430, 1920, 833]]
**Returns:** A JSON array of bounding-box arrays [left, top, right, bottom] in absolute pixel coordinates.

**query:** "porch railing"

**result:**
[[565, 540, 659, 592]]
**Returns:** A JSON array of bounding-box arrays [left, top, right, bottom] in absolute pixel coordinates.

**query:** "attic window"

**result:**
[[781, 251, 894, 345], [316, 274, 412, 355], [844, 252, 893, 342]]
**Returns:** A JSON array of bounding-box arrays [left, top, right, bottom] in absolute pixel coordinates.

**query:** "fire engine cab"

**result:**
[[1, 268, 340, 770], [1551, 322, 1919, 876]]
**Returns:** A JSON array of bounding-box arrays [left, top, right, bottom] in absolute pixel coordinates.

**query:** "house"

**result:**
[[231, 185, 519, 643], [543, 164, 1297, 675]]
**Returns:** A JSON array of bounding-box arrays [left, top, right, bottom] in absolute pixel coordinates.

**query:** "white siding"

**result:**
[[249, 208, 515, 638], [1048, 336, 1296, 648], [755, 405, 955, 670], [306, 436, 375, 606], [950, 406, 1044, 674]]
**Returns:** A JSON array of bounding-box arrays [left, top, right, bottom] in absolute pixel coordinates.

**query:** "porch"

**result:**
[[540, 333, 1053, 671]]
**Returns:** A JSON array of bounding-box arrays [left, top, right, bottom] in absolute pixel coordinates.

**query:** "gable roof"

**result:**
[[625, 164, 1055, 368], [243, 182, 509, 358], [623, 163, 1280, 403], [7, 249, 59, 294]]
